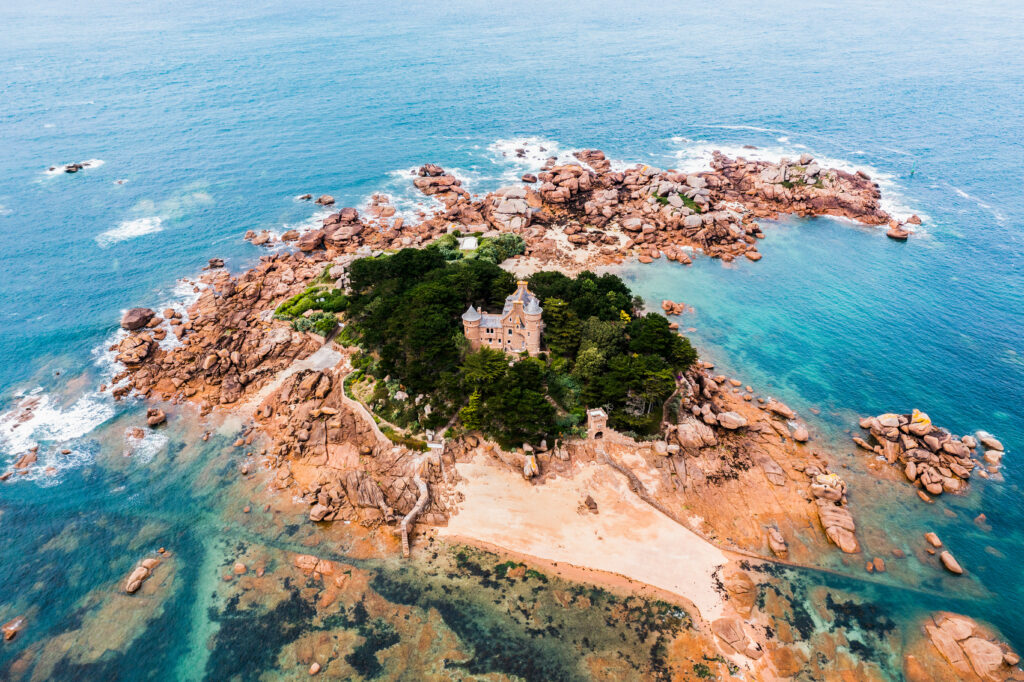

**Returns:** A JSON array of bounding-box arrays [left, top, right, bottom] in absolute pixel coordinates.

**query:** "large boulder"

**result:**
[[121, 308, 155, 330], [717, 411, 748, 430], [940, 551, 964, 575]]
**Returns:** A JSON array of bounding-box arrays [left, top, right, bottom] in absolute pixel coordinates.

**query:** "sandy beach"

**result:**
[[438, 453, 730, 623]]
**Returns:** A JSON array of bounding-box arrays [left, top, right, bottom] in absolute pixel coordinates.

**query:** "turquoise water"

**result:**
[[1, 0, 1023, 677]]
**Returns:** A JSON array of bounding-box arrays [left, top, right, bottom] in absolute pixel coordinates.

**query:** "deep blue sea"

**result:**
[[1, 0, 1022, 678]]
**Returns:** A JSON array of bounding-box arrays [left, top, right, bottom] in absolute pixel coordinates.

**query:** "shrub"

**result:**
[[275, 285, 348, 320], [292, 311, 337, 337]]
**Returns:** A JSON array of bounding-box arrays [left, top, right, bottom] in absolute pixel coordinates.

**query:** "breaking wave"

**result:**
[[96, 216, 164, 247]]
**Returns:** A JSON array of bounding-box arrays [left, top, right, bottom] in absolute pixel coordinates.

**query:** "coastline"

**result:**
[[3, 146, 1019, 681]]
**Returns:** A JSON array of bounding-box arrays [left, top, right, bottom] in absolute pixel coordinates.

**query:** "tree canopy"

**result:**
[[343, 246, 698, 444]]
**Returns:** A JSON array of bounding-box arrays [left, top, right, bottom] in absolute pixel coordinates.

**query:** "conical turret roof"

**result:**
[[461, 304, 481, 322]]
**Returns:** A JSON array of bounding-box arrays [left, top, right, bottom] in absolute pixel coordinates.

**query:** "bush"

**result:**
[[473, 233, 525, 264], [292, 311, 337, 337], [275, 284, 348, 320]]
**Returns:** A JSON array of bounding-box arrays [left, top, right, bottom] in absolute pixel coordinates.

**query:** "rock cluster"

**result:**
[[856, 411, 995, 497], [803, 466, 859, 553], [413, 164, 468, 207], [254, 366, 454, 529], [238, 148, 901, 275], [708, 152, 891, 226], [124, 557, 160, 593], [660, 300, 688, 316], [923, 612, 1020, 680], [110, 253, 327, 410]]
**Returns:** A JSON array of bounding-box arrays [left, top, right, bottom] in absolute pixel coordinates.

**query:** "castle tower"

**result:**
[[461, 304, 482, 351], [523, 293, 543, 356], [587, 408, 608, 440]]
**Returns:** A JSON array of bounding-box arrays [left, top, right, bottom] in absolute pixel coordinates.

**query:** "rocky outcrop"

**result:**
[[814, 497, 859, 554], [413, 164, 469, 207], [145, 407, 166, 427], [121, 308, 155, 330], [940, 550, 964, 575], [254, 366, 456, 534], [856, 410, 996, 497], [124, 557, 161, 593], [109, 252, 326, 410], [923, 612, 1020, 680], [256, 148, 903, 272], [2, 615, 26, 641], [711, 616, 763, 659], [483, 186, 532, 232]]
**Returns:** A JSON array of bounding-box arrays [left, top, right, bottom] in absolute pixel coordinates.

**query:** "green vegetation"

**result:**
[[274, 266, 348, 328], [290, 311, 338, 337], [342, 246, 697, 446], [692, 662, 712, 678], [652, 190, 702, 214], [433, 231, 526, 264], [380, 425, 429, 451]]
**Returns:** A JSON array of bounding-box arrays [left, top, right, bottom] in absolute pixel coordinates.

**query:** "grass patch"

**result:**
[[652, 191, 702, 214], [380, 425, 428, 451]]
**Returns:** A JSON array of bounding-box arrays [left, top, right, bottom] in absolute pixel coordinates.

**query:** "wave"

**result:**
[[124, 428, 167, 465], [0, 388, 115, 484], [96, 216, 164, 247], [950, 186, 1007, 225]]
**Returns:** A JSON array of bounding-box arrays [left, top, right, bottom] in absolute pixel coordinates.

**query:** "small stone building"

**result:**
[[462, 281, 543, 356], [587, 408, 608, 440]]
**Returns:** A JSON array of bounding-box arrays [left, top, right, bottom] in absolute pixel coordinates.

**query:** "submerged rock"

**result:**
[[2, 615, 26, 641], [940, 550, 963, 575]]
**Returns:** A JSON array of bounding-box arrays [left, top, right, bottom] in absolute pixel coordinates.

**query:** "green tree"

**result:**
[[579, 317, 627, 355], [461, 347, 508, 392], [542, 298, 582, 357], [460, 390, 484, 430]]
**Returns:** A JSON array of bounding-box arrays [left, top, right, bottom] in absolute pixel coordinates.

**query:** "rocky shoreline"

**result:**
[[49, 148, 1020, 679], [246, 148, 913, 273]]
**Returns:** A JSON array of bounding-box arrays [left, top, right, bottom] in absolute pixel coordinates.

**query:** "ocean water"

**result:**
[[1, 0, 1022, 677]]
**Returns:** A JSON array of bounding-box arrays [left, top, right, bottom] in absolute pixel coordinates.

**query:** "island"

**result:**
[[92, 149, 1015, 680]]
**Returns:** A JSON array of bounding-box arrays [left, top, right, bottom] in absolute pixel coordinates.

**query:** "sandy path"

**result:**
[[439, 454, 729, 622]]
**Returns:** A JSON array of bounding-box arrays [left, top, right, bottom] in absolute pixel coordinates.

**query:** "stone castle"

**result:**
[[462, 281, 543, 356]]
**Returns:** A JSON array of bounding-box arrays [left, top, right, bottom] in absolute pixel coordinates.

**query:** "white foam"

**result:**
[[951, 186, 1007, 225], [0, 389, 115, 462], [0, 204, 10, 217], [124, 429, 168, 464], [96, 217, 163, 247], [44, 159, 105, 176]]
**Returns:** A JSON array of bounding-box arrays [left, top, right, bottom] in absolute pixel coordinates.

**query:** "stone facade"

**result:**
[[462, 281, 543, 356], [587, 408, 608, 440]]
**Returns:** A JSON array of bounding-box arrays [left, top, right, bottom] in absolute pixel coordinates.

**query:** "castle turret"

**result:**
[[524, 296, 543, 355], [462, 304, 482, 350]]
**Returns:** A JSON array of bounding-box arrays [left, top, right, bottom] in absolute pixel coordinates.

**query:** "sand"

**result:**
[[439, 453, 729, 622]]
